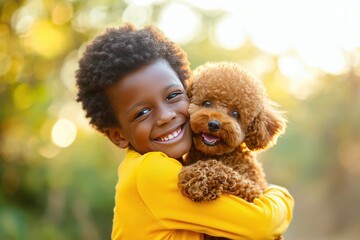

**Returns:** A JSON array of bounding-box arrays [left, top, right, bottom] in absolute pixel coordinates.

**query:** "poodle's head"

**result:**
[[188, 62, 286, 156]]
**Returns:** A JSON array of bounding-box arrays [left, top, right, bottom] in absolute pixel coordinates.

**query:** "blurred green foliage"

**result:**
[[1, 0, 360, 239]]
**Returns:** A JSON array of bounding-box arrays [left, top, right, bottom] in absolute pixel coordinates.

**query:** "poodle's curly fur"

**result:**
[[76, 23, 191, 134], [178, 62, 286, 240]]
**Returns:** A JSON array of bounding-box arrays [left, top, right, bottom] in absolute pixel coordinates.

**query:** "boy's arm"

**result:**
[[137, 153, 294, 239]]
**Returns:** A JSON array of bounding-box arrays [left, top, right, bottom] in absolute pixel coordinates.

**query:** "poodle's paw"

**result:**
[[178, 160, 231, 202], [178, 159, 264, 202], [229, 179, 263, 202]]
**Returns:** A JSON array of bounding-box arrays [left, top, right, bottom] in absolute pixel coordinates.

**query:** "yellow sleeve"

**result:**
[[137, 152, 294, 239]]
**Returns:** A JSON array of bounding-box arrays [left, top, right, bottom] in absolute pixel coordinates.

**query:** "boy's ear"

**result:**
[[104, 128, 129, 148]]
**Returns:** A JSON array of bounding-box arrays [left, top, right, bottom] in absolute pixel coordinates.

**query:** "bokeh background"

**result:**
[[1, 0, 360, 239]]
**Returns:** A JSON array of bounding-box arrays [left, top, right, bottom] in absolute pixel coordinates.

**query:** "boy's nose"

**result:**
[[156, 108, 176, 126]]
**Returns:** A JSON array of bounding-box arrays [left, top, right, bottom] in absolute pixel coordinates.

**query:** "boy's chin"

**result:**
[[164, 141, 192, 160]]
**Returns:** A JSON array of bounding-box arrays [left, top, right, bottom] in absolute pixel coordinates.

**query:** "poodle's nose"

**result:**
[[208, 120, 221, 132]]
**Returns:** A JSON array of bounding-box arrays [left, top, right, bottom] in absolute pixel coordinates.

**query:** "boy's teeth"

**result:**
[[159, 128, 181, 142]]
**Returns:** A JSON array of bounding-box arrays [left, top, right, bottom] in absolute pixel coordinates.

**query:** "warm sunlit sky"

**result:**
[[120, 0, 360, 98], [157, 0, 360, 74]]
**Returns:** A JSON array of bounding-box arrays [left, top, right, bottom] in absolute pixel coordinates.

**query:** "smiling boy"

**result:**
[[104, 59, 191, 159], [76, 23, 294, 240]]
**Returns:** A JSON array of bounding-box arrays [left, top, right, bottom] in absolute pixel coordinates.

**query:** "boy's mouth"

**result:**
[[157, 126, 183, 142]]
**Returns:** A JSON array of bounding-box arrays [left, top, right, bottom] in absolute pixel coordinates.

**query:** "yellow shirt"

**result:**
[[111, 149, 294, 240]]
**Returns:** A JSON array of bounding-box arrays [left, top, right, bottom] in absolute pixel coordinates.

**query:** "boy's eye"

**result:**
[[230, 111, 240, 119], [202, 101, 212, 108], [167, 91, 183, 100], [134, 108, 150, 119]]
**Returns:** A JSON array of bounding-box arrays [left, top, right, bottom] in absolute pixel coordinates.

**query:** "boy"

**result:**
[[76, 23, 294, 240]]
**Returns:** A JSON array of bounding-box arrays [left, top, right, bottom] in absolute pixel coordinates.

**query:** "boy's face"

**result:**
[[105, 59, 192, 159]]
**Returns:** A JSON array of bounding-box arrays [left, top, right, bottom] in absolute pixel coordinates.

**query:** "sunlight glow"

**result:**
[[61, 51, 77, 92], [125, 0, 165, 6], [51, 2, 73, 25], [51, 119, 77, 148], [38, 143, 61, 159], [246, 0, 292, 55], [188, 0, 360, 76], [12, 14, 34, 35], [10, 0, 43, 35], [278, 56, 318, 99], [26, 20, 69, 58], [184, 0, 245, 11], [278, 56, 311, 80], [243, 55, 275, 77], [58, 101, 92, 132], [295, 43, 350, 75], [214, 14, 246, 50], [157, 3, 201, 44], [73, 5, 119, 32], [89, 6, 108, 26], [122, 5, 151, 27]]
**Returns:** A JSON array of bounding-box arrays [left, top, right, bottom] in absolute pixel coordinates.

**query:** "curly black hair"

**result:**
[[76, 23, 191, 134]]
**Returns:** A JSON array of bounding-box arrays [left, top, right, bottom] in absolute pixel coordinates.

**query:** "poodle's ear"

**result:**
[[244, 104, 286, 151]]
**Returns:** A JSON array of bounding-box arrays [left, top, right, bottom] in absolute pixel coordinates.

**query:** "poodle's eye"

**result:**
[[202, 101, 212, 108], [231, 111, 240, 119]]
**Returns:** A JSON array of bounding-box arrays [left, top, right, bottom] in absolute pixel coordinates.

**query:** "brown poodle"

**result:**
[[178, 62, 286, 240]]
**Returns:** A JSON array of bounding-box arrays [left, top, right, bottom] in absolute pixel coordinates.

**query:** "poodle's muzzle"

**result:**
[[190, 108, 245, 155]]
